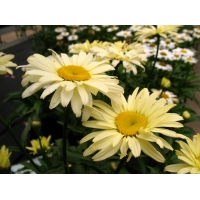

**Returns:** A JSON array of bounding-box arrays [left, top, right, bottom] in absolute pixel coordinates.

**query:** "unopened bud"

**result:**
[[110, 162, 117, 171], [182, 111, 190, 119], [31, 121, 41, 128], [161, 77, 171, 88]]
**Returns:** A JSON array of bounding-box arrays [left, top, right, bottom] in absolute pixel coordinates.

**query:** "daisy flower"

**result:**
[[182, 56, 198, 64], [160, 39, 175, 50], [0, 52, 17, 75], [135, 25, 181, 41], [165, 134, 200, 174], [69, 40, 109, 54], [26, 135, 53, 155], [193, 31, 200, 39], [157, 49, 173, 60], [0, 145, 12, 169], [128, 25, 143, 32], [61, 31, 69, 37], [18, 51, 124, 117], [155, 61, 173, 71], [56, 34, 63, 40], [172, 47, 194, 57], [54, 27, 66, 33], [151, 89, 178, 104], [116, 30, 132, 38], [90, 41, 147, 75], [107, 26, 119, 32], [68, 34, 79, 41], [80, 87, 186, 162]]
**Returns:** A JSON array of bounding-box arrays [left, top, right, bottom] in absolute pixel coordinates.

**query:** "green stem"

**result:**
[[147, 34, 160, 88], [114, 157, 126, 174], [0, 116, 41, 173], [63, 106, 70, 174]]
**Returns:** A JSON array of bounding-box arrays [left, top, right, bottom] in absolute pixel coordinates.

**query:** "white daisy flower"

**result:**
[[155, 61, 173, 71], [116, 30, 132, 38], [68, 34, 79, 41], [56, 34, 63, 40], [18, 51, 124, 118], [54, 27, 66, 33], [107, 26, 119, 32], [61, 31, 69, 37], [151, 89, 179, 104]]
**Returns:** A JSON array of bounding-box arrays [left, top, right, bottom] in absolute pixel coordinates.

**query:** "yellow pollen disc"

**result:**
[[166, 41, 171, 44], [174, 54, 179, 58], [115, 111, 148, 136], [160, 52, 167, 56], [181, 49, 187, 53], [187, 57, 193, 61], [150, 43, 156, 47], [159, 62, 166, 66], [57, 65, 91, 81], [161, 92, 169, 99]]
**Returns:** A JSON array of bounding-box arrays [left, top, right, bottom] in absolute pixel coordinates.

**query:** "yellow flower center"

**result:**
[[159, 62, 166, 66], [174, 53, 179, 58], [115, 111, 148, 136], [150, 43, 156, 47], [161, 92, 169, 99], [187, 57, 193, 61], [160, 52, 167, 56], [57, 65, 91, 81], [181, 49, 187, 53]]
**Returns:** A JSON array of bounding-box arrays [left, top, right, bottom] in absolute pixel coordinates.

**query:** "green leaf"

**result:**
[[20, 161, 40, 173], [7, 145, 22, 153]]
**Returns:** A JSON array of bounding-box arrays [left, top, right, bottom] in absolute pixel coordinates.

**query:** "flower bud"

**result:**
[[31, 121, 41, 128], [110, 162, 117, 171], [182, 111, 190, 119], [161, 77, 171, 88]]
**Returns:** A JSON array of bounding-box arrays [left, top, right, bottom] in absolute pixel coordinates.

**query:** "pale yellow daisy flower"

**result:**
[[18, 51, 124, 117], [26, 135, 53, 155], [90, 41, 147, 75], [135, 25, 181, 41], [69, 40, 109, 54], [0, 52, 17, 75], [80, 87, 186, 162], [0, 145, 12, 169], [165, 134, 200, 174]]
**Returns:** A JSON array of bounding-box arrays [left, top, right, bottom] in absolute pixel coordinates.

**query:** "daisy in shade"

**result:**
[[18, 51, 124, 118], [0, 52, 17, 75], [54, 27, 66, 33], [56, 34, 63, 40], [80, 87, 186, 162], [151, 89, 178, 104], [155, 61, 173, 71], [165, 134, 200, 174], [68, 34, 79, 41]]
